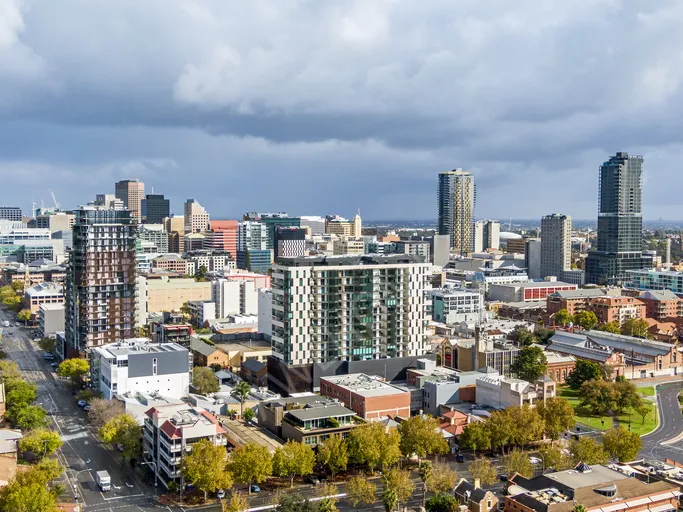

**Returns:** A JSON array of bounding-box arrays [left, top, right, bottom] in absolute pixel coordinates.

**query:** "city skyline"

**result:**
[[1, 2, 683, 219]]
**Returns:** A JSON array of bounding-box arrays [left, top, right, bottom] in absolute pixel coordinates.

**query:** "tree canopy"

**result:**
[[229, 442, 273, 493], [468, 457, 498, 486], [570, 436, 609, 465], [397, 415, 448, 464], [345, 476, 376, 508], [597, 321, 620, 334], [458, 422, 491, 455], [347, 422, 401, 472], [317, 435, 348, 477], [98, 413, 141, 460], [273, 440, 316, 487], [18, 428, 62, 458], [573, 310, 598, 330], [602, 426, 642, 462], [7, 404, 48, 431], [621, 318, 649, 338], [536, 397, 576, 441], [566, 360, 602, 390], [0, 458, 62, 512], [502, 448, 534, 478], [510, 345, 547, 383], [57, 358, 89, 385], [192, 366, 219, 394], [580, 379, 616, 415], [554, 309, 573, 327], [180, 438, 233, 500]]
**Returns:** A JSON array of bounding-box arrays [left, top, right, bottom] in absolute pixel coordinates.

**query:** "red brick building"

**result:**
[[639, 289, 683, 321], [319, 374, 411, 420]]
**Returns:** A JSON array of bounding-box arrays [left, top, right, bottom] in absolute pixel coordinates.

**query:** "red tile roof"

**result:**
[[440, 423, 465, 436], [160, 420, 181, 439], [442, 410, 467, 420], [145, 407, 158, 418]]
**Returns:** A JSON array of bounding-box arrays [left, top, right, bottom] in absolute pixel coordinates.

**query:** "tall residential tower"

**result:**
[[586, 152, 646, 285], [438, 170, 475, 255], [540, 213, 572, 279]]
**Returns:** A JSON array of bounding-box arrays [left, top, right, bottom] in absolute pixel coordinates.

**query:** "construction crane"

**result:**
[[50, 190, 60, 210]]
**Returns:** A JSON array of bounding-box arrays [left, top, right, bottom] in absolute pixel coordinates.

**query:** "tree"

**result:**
[[7, 405, 48, 431], [512, 327, 537, 347], [636, 403, 651, 424], [573, 310, 598, 331], [535, 327, 555, 345], [347, 422, 400, 472], [9, 281, 24, 293], [613, 380, 642, 413], [181, 438, 232, 500], [229, 442, 273, 493], [273, 440, 316, 487], [195, 265, 208, 281], [486, 409, 513, 453], [226, 491, 249, 512], [554, 309, 573, 327], [0, 459, 62, 512], [573, 505, 587, 512], [5, 380, 38, 408], [192, 366, 219, 394], [621, 318, 649, 338], [428, 462, 459, 494], [507, 404, 545, 448], [38, 338, 56, 354], [458, 422, 491, 455], [382, 488, 398, 512], [17, 309, 31, 324], [276, 493, 318, 512], [599, 364, 614, 381], [383, 469, 414, 511], [98, 413, 141, 460], [232, 381, 251, 419], [345, 475, 376, 507], [566, 360, 602, 390], [570, 436, 609, 465], [397, 416, 448, 465], [2, 295, 20, 307], [18, 428, 62, 458], [426, 493, 459, 512], [602, 426, 642, 462], [502, 448, 534, 478], [536, 397, 576, 441], [57, 358, 89, 386], [468, 457, 498, 486], [418, 461, 433, 508], [0, 360, 21, 383], [580, 379, 616, 415], [317, 435, 348, 478], [179, 302, 192, 320], [243, 408, 255, 422], [597, 321, 620, 334], [87, 398, 125, 428], [210, 363, 223, 372], [510, 345, 547, 383], [317, 483, 339, 512], [539, 444, 573, 471]]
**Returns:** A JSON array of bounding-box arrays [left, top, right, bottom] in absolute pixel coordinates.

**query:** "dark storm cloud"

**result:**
[[1, 0, 683, 219]]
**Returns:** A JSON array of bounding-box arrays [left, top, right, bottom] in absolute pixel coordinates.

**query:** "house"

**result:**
[[240, 358, 267, 387], [0, 430, 22, 486], [475, 375, 556, 409], [454, 478, 498, 512], [190, 337, 272, 371]]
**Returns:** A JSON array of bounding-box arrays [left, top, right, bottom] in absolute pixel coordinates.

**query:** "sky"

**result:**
[[1, 0, 683, 221]]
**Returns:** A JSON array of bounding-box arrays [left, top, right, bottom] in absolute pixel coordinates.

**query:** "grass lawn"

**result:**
[[637, 386, 656, 397], [616, 403, 657, 436], [559, 387, 613, 431]]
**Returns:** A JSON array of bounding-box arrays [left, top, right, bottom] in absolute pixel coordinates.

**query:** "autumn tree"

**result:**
[[486, 409, 513, 453], [98, 413, 141, 460], [468, 457, 498, 486], [580, 379, 616, 415], [510, 345, 547, 383], [317, 435, 348, 478], [17, 309, 32, 324], [57, 358, 90, 386], [502, 448, 534, 478], [570, 436, 609, 465], [345, 475, 376, 508], [192, 366, 219, 394], [0, 459, 62, 512], [566, 360, 602, 390], [229, 442, 273, 493], [383, 469, 414, 512], [18, 428, 62, 458], [536, 397, 576, 441], [429, 462, 459, 494], [397, 415, 448, 465], [539, 444, 573, 471], [273, 440, 316, 487], [226, 491, 249, 512], [181, 438, 233, 500], [0, 360, 21, 383], [458, 422, 491, 455], [87, 398, 125, 428], [602, 426, 642, 462], [347, 422, 400, 472]]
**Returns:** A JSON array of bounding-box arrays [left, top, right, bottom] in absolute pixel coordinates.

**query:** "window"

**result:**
[[152, 357, 158, 376]]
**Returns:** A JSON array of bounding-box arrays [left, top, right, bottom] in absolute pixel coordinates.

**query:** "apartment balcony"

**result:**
[[160, 449, 182, 465], [158, 459, 181, 478]]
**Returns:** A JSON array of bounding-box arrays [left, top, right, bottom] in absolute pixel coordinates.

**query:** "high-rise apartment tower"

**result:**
[[540, 214, 572, 279], [438, 170, 476, 255]]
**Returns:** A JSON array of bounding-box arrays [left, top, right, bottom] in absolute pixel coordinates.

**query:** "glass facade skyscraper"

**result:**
[[586, 152, 647, 285]]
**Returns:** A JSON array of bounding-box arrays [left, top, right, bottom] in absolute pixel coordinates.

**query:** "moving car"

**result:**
[[307, 475, 319, 485], [77, 400, 88, 407], [43, 352, 54, 360]]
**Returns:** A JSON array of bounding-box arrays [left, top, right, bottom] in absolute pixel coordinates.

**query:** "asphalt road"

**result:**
[[640, 381, 683, 462], [0, 307, 174, 512]]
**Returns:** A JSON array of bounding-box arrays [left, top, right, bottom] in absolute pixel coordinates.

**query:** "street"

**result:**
[[640, 381, 683, 462]]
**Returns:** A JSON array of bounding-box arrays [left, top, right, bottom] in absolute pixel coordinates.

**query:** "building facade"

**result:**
[[115, 179, 145, 221], [38, 303, 65, 338], [271, 255, 431, 366], [0, 207, 22, 222], [639, 289, 683, 321], [474, 220, 500, 253], [243, 213, 301, 250], [431, 288, 482, 324], [438, 170, 476, 255], [212, 278, 259, 317], [207, 220, 238, 258], [540, 213, 571, 279], [274, 227, 306, 261], [184, 199, 210, 234], [586, 152, 647, 285], [138, 224, 168, 253], [64, 206, 137, 355], [320, 374, 411, 419], [141, 194, 170, 224], [24, 282, 64, 312]]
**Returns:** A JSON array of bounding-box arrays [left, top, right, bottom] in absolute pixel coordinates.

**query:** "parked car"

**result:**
[[77, 400, 88, 407], [50, 362, 59, 370], [499, 474, 508, 482], [43, 353, 54, 360], [217, 489, 226, 499], [529, 457, 542, 465], [84, 405, 91, 411], [250, 485, 261, 493], [456, 454, 465, 463], [307, 476, 319, 485]]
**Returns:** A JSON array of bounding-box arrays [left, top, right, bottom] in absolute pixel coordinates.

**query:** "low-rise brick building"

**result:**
[[639, 289, 683, 321], [319, 373, 411, 420], [589, 295, 646, 324]]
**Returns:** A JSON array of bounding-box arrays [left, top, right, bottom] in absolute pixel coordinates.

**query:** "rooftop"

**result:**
[[287, 404, 355, 422], [275, 254, 424, 267], [321, 374, 409, 397], [640, 289, 680, 301], [491, 281, 576, 289], [95, 338, 187, 358], [25, 281, 63, 296]]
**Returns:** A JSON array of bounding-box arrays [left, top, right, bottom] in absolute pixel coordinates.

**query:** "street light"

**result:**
[[73, 468, 92, 502], [140, 461, 158, 496]]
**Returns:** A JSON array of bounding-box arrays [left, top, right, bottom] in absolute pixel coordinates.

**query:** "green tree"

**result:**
[[18, 428, 62, 458], [232, 381, 251, 419], [192, 366, 219, 394], [57, 358, 89, 386], [468, 457, 498, 486], [243, 408, 255, 422], [573, 505, 588, 512], [347, 422, 400, 472], [383, 469, 414, 511], [510, 345, 547, 383], [599, 364, 614, 381], [226, 491, 249, 512], [397, 416, 448, 465], [382, 488, 398, 512], [602, 426, 642, 462], [508, 404, 545, 448], [229, 442, 273, 493], [635, 403, 651, 424], [458, 422, 491, 455], [38, 338, 56, 354], [345, 475, 376, 507], [570, 436, 609, 465], [613, 380, 642, 413], [180, 438, 233, 500], [580, 379, 616, 415], [9, 281, 24, 293], [535, 327, 555, 344], [0, 459, 62, 512], [428, 462, 459, 494], [425, 493, 459, 512], [87, 398, 125, 428], [179, 302, 192, 320], [573, 310, 598, 330], [98, 413, 140, 460], [273, 440, 316, 487], [195, 265, 208, 281], [7, 404, 48, 431], [276, 493, 318, 512], [5, 380, 38, 408], [486, 409, 513, 453], [597, 321, 621, 334], [317, 483, 339, 512], [17, 309, 32, 324], [554, 309, 573, 327], [0, 360, 21, 383], [317, 435, 348, 478], [418, 461, 433, 508], [502, 448, 534, 478], [539, 444, 573, 471], [566, 360, 602, 390], [512, 327, 537, 346], [536, 397, 576, 442], [2, 295, 20, 307], [621, 318, 649, 338]]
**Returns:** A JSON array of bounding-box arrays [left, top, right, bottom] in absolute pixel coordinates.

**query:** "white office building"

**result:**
[[90, 339, 191, 400], [431, 288, 482, 324], [474, 220, 501, 253], [212, 278, 259, 318], [258, 289, 273, 337]]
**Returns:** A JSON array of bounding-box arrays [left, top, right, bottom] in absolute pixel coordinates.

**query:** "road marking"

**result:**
[[102, 493, 146, 501], [62, 432, 90, 441]]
